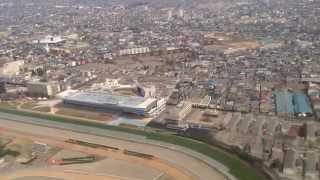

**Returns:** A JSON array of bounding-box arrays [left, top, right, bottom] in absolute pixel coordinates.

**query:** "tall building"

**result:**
[[179, 9, 184, 18], [0, 81, 6, 94], [27, 81, 60, 97], [168, 9, 173, 21]]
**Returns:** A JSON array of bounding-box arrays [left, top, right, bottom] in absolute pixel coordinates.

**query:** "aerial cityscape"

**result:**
[[0, 0, 320, 180]]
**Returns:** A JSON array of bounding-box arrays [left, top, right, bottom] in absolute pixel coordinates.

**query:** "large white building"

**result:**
[[63, 91, 159, 116], [32, 35, 65, 44], [119, 47, 150, 56], [0, 60, 24, 77]]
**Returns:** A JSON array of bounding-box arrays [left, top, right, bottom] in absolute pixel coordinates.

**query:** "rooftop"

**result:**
[[293, 92, 312, 114], [275, 91, 313, 115], [63, 91, 157, 109], [275, 91, 294, 114]]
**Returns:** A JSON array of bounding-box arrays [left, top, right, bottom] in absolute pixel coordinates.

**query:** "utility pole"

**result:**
[[300, 153, 306, 180]]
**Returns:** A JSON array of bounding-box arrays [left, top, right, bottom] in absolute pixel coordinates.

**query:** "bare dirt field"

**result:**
[[0, 127, 191, 180], [0, 117, 226, 180]]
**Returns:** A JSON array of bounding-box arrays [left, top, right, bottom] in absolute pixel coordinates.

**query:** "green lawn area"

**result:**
[[0, 147, 20, 158], [147, 134, 263, 180], [0, 107, 266, 180], [0, 137, 20, 158]]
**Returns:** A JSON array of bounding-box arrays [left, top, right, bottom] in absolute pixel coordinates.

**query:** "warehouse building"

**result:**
[[275, 91, 313, 117], [293, 92, 313, 117], [275, 91, 295, 116], [63, 91, 158, 116]]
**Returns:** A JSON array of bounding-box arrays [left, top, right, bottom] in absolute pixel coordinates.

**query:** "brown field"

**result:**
[[204, 40, 261, 51], [55, 105, 117, 122], [228, 41, 261, 49]]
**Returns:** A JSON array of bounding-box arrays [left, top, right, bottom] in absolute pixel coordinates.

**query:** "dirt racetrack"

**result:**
[[0, 116, 227, 180]]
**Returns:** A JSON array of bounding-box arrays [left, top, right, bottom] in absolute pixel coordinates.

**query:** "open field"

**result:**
[[203, 32, 261, 53], [0, 101, 51, 113], [20, 102, 38, 110], [0, 101, 18, 109], [0, 100, 117, 123], [55, 107, 115, 122], [33, 106, 51, 113], [204, 40, 261, 52], [12, 100, 117, 122], [0, 107, 267, 180], [0, 32, 9, 38], [228, 41, 261, 49], [20, 102, 51, 113]]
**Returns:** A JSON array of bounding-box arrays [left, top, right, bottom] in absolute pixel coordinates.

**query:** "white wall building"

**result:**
[[119, 47, 150, 56], [0, 60, 24, 77], [32, 35, 65, 44]]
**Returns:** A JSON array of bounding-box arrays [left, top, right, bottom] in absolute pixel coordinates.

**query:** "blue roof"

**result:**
[[275, 91, 313, 114], [275, 91, 294, 113], [208, 80, 216, 85], [293, 92, 312, 113], [197, 80, 216, 86]]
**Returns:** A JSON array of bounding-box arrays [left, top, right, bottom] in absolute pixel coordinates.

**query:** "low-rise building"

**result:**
[[62, 91, 158, 116], [27, 81, 60, 97], [164, 101, 193, 124], [0, 60, 24, 77]]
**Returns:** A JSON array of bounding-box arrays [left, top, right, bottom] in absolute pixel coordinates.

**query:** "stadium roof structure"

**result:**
[[63, 91, 157, 115]]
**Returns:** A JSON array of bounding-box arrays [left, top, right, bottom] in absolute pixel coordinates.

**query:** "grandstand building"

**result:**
[[62, 91, 158, 116]]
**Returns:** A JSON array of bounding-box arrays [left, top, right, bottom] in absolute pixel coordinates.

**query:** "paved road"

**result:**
[[0, 112, 230, 180]]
